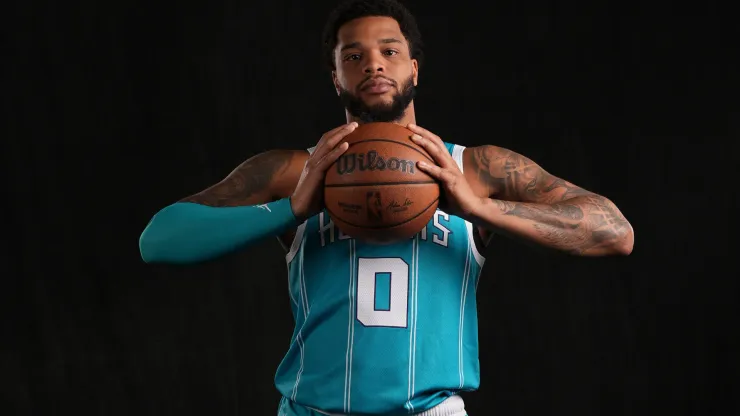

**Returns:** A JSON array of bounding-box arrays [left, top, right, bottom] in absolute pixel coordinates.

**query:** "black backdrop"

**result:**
[[4, 1, 738, 415]]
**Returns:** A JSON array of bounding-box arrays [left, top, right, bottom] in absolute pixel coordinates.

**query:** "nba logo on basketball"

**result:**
[[366, 191, 383, 221]]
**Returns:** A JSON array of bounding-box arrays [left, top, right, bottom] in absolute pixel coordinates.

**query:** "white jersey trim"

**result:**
[[450, 144, 486, 267], [451, 144, 465, 172], [465, 221, 486, 267], [286, 222, 306, 264]]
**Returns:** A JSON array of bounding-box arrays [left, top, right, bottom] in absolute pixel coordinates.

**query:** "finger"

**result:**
[[314, 122, 357, 157], [408, 123, 455, 167], [408, 123, 446, 151], [316, 141, 349, 172], [312, 124, 351, 158], [410, 134, 455, 169], [416, 160, 444, 179], [417, 161, 458, 185]]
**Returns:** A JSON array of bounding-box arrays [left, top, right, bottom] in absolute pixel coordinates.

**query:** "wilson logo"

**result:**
[[336, 150, 416, 175]]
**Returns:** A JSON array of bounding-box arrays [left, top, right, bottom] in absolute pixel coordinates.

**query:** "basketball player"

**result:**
[[139, 1, 634, 415]]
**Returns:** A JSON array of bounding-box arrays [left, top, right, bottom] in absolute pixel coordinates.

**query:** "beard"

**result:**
[[338, 75, 417, 123]]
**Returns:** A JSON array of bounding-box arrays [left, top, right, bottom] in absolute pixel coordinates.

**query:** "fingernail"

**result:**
[[408, 123, 416, 128], [412, 134, 422, 140], [418, 161, 427, 167]]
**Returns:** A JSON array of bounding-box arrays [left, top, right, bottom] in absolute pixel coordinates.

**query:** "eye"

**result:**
[[384, 50, 399, 56], [344, 53, 361, 61]]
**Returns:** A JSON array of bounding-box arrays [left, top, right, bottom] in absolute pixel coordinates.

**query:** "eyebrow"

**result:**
[[340, 38, 404, 52]]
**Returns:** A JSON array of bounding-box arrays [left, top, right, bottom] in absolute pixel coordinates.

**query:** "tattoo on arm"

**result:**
[[496, 195, 630, 255], [472, 146, 592, 203], [500, 202, 584, 229], [478, 146, 631, 254], [181, 150, 293, 207]]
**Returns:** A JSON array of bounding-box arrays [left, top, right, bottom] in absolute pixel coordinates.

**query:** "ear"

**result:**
[[332, 70, 341, 96], [411, 59, 419, 86]]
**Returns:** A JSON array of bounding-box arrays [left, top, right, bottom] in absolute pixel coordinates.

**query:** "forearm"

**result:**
[[139, 198, 299, 264], [470, 195, 634, 256]]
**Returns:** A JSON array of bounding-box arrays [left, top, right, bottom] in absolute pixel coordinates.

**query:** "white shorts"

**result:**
[[278, 394, 468, 416]]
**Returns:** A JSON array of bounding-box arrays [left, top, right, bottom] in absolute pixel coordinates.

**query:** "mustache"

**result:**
[[359, 76, 396, 89]]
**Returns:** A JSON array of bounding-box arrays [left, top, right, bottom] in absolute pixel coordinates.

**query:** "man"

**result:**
[[139, 0, 634, 415]]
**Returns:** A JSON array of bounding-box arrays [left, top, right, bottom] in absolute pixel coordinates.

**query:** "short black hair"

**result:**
[[321, 0, 424, 70]]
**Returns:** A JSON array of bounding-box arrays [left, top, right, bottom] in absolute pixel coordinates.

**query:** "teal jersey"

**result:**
[[275, 142, 486, 415]]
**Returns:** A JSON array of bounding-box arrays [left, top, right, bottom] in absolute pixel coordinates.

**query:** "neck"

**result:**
[[344, 103, 417, 128]]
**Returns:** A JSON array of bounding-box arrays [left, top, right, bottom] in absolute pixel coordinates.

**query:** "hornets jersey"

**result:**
[[274, 142, 486, 415]]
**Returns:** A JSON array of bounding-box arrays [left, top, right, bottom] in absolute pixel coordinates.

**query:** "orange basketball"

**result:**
[[324, 122, 440, 244]]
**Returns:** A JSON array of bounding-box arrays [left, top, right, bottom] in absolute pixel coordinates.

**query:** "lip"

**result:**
[[362, 78, 393, 94]]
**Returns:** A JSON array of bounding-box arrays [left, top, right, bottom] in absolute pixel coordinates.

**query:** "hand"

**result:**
[[408, 123, 484, 220], [290, 122, 358, 221]]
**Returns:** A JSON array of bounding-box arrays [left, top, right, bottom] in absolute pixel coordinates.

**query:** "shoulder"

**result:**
[[449, 143, 507, 173], [458, 144, 524, 198], [459, 144, 533, 173], [234, 148, 309, 198], [269, 148, 310, 176], [441, 142, 510, 169], [234, 148, 309, 173]]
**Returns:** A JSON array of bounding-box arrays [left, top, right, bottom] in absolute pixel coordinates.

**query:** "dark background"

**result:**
[[3, 0, 738, 415]]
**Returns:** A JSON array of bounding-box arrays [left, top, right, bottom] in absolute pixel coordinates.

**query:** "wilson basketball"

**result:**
[[324, 122, 440, 244]]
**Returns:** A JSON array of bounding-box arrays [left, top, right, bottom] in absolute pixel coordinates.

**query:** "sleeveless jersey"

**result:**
[[274, 142, 486, 415]]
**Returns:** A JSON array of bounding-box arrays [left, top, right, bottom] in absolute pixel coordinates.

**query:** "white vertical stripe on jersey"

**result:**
[[299, 238, 309, 318], [291, 331, 305, 402], [458, 236, 472, 388], [349, 239, 356, 412], [406, 235, 419, 413], [461, 246, 474, 388], [278, 396, 287, 416], [290, 237, 309, 402], [344, 239, 357, 413], [285, 263, 298, 310], [412, 234, 420, 397]]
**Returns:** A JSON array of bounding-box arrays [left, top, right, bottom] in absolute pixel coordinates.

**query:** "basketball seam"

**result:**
[[345, 138, 434, 163], [325, 180, 437, 188], [326, 197, 439, 229]]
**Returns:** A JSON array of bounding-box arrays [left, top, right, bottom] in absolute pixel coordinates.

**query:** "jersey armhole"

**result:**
[[286, 222, 306, 264], [450, 143, 488, 265]]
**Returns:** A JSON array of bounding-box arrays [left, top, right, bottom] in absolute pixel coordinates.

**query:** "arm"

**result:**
[[180, 149, 302, 207], [464, 145, 634, 256], [139, 149, 306, 264], [138, 121, 359, 264]]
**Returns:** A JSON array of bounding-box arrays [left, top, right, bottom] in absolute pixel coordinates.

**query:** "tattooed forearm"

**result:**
[[181, 150, 294, 207], [469, 145, 633, 255], [491, 195, 632, 255]]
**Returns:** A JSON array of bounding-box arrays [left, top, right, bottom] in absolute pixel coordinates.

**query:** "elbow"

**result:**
[[138, 206, 178, 264], [139, 222, 162, 264], [138, 203, 205, 265], [614, 223, 635, 256]]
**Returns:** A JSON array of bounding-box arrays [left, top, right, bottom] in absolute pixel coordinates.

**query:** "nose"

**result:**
[[362, 50, 386, 74]]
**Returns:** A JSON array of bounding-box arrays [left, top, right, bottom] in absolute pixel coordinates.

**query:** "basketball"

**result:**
[[324, 122, 440, 244]]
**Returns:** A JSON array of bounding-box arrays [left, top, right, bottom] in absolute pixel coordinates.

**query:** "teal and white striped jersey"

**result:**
[[274, 142, 486, 415]]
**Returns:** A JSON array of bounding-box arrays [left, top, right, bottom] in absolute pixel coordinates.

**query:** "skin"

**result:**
[[331, 16, 419, 126], [181, 15, 634, 256]]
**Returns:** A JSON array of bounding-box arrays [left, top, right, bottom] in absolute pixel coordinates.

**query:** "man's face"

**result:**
[[332, 16, 419, 123]]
